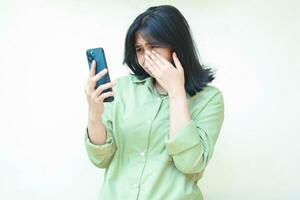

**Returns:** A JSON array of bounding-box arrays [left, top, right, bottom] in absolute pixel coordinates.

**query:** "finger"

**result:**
[[151, 50, 169, 65], [146, 50, 164, 67], [92, 81, 116, 99], [91, 68, 108, 83], [143, 62, 154, 77], [172, 52, 183, 71], [144, 59, 154, 76], [145, 53, 161, 73], [145, 56, 159, 77], [88, 68, 108, 90], [97, 91, 114, 102], [89, 60, 96, 78]]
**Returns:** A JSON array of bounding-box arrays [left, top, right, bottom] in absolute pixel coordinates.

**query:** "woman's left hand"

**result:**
[[144, 50, 185, 97]]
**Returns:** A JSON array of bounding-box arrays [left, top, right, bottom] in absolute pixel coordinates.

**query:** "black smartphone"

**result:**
[[86, 47, 114, 102]]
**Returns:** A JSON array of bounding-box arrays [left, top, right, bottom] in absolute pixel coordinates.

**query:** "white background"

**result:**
[[0, 0, 299, 199]]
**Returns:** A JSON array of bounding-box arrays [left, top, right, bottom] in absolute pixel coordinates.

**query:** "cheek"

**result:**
[[137, 53, 145, 65], [136, 54, 150, 72]]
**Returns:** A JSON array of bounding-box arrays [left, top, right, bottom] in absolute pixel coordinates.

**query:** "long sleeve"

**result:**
[[84, 101, 117, 169], [166, 91, 224, 174]]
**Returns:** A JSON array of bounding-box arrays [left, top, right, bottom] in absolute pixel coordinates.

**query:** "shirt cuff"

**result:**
[[84, 127, 114, 153], [166, 120, 201, 155]]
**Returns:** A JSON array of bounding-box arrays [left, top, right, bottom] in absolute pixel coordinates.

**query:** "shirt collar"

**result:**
[[131, 75, 149, 83], [131, 75, 188, 98], [131, 75, 165, 96]]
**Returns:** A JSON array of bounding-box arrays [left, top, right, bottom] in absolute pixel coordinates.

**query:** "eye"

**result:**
[[136, 48, 143, 52], [151, 45, 159, 49]]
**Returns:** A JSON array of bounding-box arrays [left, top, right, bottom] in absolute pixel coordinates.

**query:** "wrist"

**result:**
[[168, 87, 186, 99], [88, 112, 102, 122]]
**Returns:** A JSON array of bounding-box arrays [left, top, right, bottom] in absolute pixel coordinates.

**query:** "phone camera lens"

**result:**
[[87, 51, 94, 62], [88, 56, 93, 62]]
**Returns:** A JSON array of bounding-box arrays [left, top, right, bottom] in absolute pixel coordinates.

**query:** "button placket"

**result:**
[[133, 98, 162, 198]]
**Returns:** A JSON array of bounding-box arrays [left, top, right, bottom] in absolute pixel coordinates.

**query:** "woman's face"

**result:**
[[135, 32, 173, 77]]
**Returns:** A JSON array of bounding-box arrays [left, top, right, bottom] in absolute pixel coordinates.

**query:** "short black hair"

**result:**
[[123, 5, 215, 97]]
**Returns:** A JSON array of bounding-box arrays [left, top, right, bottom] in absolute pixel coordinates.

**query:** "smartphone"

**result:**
[[86, 47, 114, 102]]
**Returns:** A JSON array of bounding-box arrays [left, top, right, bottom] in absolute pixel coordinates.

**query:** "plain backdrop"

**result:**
[[0, 0, 299, 199]]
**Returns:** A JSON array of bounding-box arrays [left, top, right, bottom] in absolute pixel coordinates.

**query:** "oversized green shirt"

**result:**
[[84, 74, 224, 200]]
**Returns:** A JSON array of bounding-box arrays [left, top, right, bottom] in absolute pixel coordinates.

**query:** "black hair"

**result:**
[[123, 5, 215, 96]]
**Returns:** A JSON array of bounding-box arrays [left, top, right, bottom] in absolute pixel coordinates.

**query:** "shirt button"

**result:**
[[146, 120, 151, 124], [157, 97, 161, 101], [133, 183, 139, 188], [140, 152, 145, 156]]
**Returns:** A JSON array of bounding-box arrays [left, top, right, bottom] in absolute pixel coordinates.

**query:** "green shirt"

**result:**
[[84, 74, 224, 200]]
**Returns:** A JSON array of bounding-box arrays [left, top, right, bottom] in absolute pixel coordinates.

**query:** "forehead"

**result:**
[[135, 33, 146, 44], [135, 32, 158, 45]]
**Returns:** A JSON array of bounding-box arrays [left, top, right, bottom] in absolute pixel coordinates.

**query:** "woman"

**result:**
[[84, 5, 224, 200]]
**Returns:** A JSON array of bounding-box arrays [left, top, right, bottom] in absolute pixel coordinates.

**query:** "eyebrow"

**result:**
[[135, 41, 161, 48]]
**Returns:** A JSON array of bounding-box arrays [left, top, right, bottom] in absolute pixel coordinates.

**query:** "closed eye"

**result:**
[[150, 45, 160, 48]]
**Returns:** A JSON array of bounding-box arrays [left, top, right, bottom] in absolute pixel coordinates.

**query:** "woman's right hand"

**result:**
[[84, 60, 116, 120]]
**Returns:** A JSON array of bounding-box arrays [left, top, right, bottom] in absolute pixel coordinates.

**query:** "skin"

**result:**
[[135, 32, 191, 139]]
